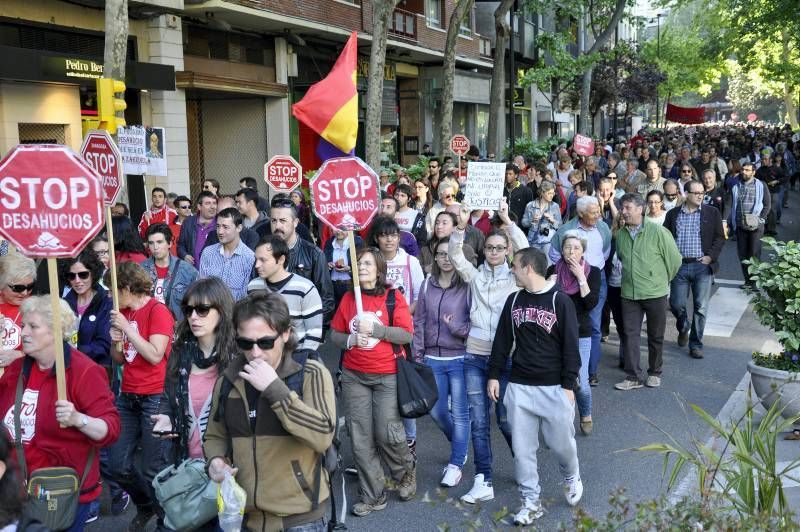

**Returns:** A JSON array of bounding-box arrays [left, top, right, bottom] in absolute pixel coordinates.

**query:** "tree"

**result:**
[[438, 0, 475, 156], [365, 0, 401, 170], [103, 0, 128, 121], [487, 0, 515, 157]]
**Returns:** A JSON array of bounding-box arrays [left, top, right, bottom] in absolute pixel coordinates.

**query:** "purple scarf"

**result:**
[[555, 258, 591, 295]]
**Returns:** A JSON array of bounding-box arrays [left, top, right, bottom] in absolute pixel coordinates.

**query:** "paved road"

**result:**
[[89, 190, 798, 531]]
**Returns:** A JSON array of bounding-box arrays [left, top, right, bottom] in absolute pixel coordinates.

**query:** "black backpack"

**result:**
[[214, 349, 346, 531]]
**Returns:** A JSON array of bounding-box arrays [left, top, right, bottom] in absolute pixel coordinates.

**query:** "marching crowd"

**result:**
[[0, 122, 798, 531]]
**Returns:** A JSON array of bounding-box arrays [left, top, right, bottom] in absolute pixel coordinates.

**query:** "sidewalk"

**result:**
[[669, 371, 800, 514]]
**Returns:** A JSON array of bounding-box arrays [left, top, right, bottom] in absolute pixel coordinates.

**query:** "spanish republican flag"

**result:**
[[293, 31, 358, 157]]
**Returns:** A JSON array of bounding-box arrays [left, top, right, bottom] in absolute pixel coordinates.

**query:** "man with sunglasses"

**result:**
[[205, 292, 336, 532], [168, 195, 192, 256], [270, 196, 335, 328], [141, 224, 199, 321], [248, 235, 323, 350]]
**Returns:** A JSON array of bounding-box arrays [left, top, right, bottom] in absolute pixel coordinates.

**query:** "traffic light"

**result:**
[[96, 77, 126, 133]]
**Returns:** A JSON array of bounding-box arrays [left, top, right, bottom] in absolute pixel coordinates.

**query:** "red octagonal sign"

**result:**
[[450, 134, 470, 157], [81, 130, 123, 206], [264, 155, 302, 193], [0, 144, 105, 258], [310, 156, 380, 231]]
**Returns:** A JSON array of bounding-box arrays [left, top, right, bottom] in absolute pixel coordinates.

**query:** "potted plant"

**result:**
[[745, 237, 800, 420]]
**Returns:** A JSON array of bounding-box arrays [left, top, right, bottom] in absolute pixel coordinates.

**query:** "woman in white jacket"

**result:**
[[448, 198, 529, 505]]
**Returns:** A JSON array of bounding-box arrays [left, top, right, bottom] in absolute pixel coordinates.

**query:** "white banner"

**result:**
[[145, 127, 167, 177], [462, 162, 506, 210], [117, 125, 147, 175]]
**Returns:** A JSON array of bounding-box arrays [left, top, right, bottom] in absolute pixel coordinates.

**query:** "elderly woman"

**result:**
[[0, 296, 120, 531], [0, 254, 37, 373], [646, 190, 667, 225], [424, 180, 460, 240], [547, 232, 600, 435], [330, 248, 416, 517], [521, 181, 562, 256], [60, 250, 112, 367], [105, 262, 175, 530]]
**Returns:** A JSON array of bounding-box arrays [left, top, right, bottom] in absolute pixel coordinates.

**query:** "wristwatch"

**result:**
[[80, 415, 89, 428]]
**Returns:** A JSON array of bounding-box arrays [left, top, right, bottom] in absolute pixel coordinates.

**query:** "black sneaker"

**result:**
[[677, 330, 689, 347], [344, 464, 358, 476], [85, 500, 100, 524], [588, 375, 599, 387], [111, 492, 131, 515], [406, 438, 417, 460], [690, 348, 704, 359]]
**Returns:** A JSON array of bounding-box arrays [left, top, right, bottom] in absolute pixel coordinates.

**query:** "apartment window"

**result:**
[[426, 0, 442, 27], [459, 7, 474, 36]]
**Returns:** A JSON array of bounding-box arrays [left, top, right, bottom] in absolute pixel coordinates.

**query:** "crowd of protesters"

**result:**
[[0, 121, 798, 530]]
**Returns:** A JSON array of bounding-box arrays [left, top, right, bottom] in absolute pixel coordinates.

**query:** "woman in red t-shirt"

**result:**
[[330, 248, 416, 517], [0, 254, 37, 375], [105, 261, 175, 529]]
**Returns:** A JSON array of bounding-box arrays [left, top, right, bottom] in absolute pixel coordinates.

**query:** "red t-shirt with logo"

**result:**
[[121, 298, 174, 395], [331, 291, 413, 374], [154, 265, 169, 304], [0, 302, 23, 352]]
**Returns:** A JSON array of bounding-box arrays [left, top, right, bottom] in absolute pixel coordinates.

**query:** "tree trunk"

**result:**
[[579, 67, 593, 134], [365, 0, 400, 170], [103, 0, 128, 125], [780, 30, 799, 129], [438, 0, 475, 156], [487, 0, 515, 157], [578, 0, 626, 135]]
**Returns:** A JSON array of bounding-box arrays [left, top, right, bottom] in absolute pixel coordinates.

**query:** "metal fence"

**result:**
[[18, 123, 66, 145]]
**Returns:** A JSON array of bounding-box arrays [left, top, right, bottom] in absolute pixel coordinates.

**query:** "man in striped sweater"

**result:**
[[248, 235, 324, 350]]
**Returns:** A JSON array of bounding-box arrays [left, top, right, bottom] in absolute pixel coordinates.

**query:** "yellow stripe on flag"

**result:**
[[321, 93, 358, 153]]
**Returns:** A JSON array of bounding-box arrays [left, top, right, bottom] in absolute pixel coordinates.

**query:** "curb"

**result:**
[[668, 372, 752, 504]]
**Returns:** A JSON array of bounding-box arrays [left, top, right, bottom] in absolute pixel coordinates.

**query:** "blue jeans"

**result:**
[[669, 262, 713, 350], [588, 271, 608, 376], [107, 392, 168, 510], [64, 502, 92, 532], [576, 337, 592, 418], [425, 356, 470, 466], [464, 353, 511, 481], [403, 417, 416, 441]]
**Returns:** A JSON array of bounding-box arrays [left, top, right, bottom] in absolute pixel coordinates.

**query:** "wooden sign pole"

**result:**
[[47, 258, 67, 427], [347, 230, 363, 317], [105, 207, 122, 351]]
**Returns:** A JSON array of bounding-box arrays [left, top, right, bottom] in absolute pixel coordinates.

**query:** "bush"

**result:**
[[753, 351, 800, 372]]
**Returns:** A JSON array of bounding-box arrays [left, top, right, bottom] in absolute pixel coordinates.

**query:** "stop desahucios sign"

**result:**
[[81, 130, 123, 206], [264, 155, 302, 192], [310, 156, 379, 231], [450, 134, 470, 156], [0, 144, 105, 258]]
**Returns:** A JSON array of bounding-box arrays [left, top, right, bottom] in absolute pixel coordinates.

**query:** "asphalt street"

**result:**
[[89, 190, 798, 531]]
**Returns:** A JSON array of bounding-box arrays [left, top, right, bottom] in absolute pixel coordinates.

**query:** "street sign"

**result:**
[[0, 144, 105, 258], [747, 113, 758, 122], [310, 156, 380, 231], [80, 130, 123, 206], [264, 155, 302, 193], [450, 134, 470, 157], [573, 134, 595, 156]]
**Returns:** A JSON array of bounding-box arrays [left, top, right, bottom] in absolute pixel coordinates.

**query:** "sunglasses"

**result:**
[[441, 194, 454, 200], [236, 335, 278, 351], [182, 304, 214, 318], [178, 204, 192, 210], [67, 271, 91, 281], [8, 283, 35, 294], [682, 170, 693, 174]]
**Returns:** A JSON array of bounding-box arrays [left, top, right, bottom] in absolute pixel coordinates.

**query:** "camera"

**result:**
[[539, 227, 550, 236]]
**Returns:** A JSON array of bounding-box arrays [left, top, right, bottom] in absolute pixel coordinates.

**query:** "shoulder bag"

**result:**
[[386, 289, 438, 418], [14, 374, 95, 532], [153, 457, 218, 531]]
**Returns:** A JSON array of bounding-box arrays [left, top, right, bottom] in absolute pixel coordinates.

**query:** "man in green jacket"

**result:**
[[614, 193, 682, 391]]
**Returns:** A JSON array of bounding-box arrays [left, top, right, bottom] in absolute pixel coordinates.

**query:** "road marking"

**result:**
[[704, 287, 751, 337], [714, 278, 745, 286]]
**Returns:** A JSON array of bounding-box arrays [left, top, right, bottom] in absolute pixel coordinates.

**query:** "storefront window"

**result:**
[[426, 0, 442, 27], [476, 106, 489, 157], [380, 126, 398, 166]]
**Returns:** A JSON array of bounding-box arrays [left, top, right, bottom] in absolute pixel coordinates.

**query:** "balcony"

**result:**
[[388, 8, 418, 41]]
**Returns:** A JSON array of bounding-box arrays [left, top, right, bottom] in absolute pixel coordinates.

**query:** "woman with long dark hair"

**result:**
[[152, 277, 236, 464], [110, 215, 147, 263]]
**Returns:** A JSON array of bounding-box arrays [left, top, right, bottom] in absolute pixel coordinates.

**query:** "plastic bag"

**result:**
[[217, 472, 247, 532]]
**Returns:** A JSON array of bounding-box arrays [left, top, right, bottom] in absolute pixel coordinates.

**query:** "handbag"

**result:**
[[153, 458, 218, 531], [743, 213, 760, 231], [385, 289, 438, 418], [14, 374, 95, 532]]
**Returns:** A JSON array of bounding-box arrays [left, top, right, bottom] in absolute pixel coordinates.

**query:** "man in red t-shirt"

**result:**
[[138, 187, 177, 240]]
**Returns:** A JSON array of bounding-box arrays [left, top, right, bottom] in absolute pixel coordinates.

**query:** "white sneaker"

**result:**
[[564, 475, 583, 506], [440, 464, 463, 487], [459, 474, 494, 504], [513, 499, 544, 525]]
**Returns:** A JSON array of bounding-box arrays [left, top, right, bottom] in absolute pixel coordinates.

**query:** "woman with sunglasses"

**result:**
[[60, 250, 112, 367], [105, 261, 175, 530], [330, 248, 416, 517], [678, 164, 698, 195], [449, 198, 528, 505], [152, 278, 235, 469], [0, 254, 37, 372]]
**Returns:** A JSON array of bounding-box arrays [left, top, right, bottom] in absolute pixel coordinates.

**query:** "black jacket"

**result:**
[[176, 215, 214, 260], [287, 237, 335, 326], [503, 182, 534, 225], [663, 204, 725, 274], [64, 286, 112, 366]]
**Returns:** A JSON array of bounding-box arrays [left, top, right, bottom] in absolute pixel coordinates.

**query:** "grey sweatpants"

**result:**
[[505, 383, 580, 502]]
